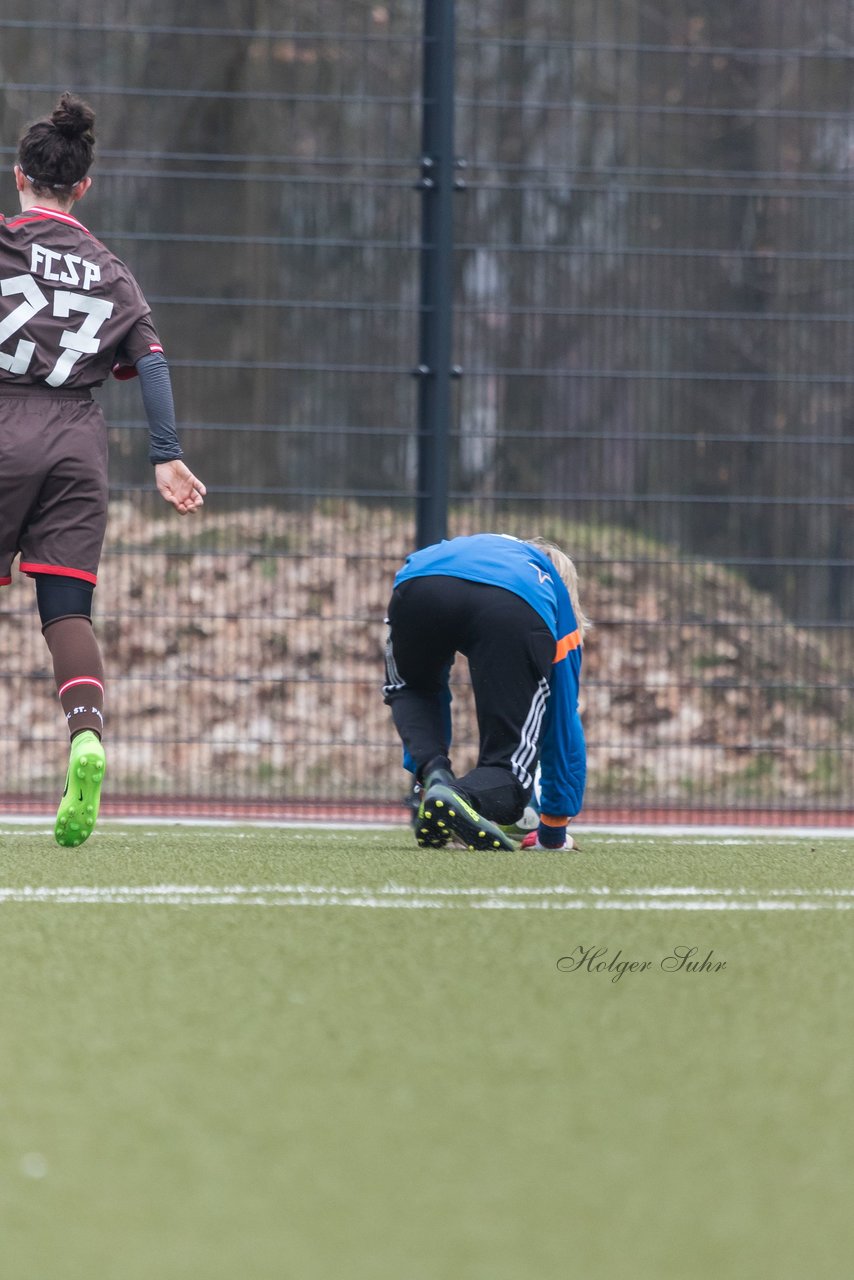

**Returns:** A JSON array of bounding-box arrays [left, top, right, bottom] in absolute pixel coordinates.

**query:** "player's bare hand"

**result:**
[[155, 460, 206, 515]]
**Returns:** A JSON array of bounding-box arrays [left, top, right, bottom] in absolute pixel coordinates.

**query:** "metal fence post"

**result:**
[[415, 0, 456, 549]]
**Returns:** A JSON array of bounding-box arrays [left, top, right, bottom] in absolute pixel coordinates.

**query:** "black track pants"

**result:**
[[383, 575, 556, 824]]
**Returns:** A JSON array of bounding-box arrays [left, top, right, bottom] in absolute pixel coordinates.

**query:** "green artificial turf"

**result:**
[[1, 823, 853, 1279]]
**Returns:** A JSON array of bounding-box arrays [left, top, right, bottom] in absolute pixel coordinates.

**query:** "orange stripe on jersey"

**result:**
[[553, 628, 581, 663]]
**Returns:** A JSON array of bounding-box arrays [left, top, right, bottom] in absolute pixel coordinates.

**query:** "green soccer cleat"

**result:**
[[419, 782, 515, 852], [55, 730, 106, 848]]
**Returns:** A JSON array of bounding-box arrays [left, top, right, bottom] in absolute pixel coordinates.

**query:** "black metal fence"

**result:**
[[0, 1, 851, 820]]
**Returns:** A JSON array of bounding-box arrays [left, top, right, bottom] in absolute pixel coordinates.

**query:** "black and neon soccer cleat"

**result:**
[[418, 778, 515, 852]]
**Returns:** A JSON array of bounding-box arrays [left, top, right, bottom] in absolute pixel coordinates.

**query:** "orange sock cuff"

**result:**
[[540, 813, 569, 827]]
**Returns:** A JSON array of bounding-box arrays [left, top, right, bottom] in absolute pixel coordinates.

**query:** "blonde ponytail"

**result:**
[[528, 537, 590, 644]]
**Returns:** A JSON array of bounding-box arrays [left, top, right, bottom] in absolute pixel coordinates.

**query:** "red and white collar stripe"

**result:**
[[27, 205, 91, 233]]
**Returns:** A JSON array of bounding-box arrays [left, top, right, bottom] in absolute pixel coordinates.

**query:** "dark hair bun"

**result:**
[[51, 92, 96, 143]]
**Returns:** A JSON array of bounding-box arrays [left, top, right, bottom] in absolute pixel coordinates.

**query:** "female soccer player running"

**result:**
[[0, 93, 205, 846]]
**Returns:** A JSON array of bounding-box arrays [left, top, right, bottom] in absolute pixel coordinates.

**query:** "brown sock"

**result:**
[[43, 616, 105, 740]]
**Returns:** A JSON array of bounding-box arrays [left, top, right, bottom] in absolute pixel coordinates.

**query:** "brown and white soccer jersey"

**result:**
[[0, 205, 163, 585]]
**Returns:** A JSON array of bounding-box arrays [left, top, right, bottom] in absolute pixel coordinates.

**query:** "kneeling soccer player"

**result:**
[[382, 533, 587, 851]]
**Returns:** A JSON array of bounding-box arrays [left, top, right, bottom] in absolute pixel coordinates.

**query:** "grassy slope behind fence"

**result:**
[[0, 501, 850, 809]]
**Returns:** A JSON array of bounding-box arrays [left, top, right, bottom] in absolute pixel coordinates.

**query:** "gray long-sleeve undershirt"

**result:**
[[136, 352, 183, 464]]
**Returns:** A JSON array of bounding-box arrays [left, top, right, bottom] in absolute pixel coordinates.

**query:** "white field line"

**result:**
[[2, 883, 854, 911], [1, 819, 853, 839]]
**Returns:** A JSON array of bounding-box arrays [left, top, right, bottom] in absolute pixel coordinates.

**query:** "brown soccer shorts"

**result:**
[[0, 387, 108, 587]]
